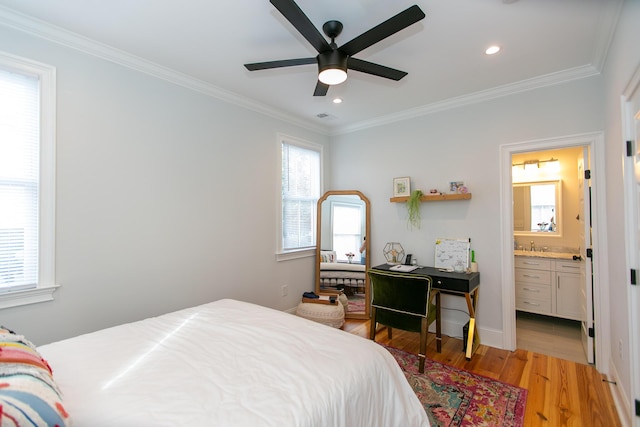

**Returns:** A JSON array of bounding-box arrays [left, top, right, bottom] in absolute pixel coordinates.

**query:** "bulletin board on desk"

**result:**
[[434, 238, 470, 270]]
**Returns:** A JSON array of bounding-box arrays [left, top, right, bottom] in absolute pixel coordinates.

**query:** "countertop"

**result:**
[[514, 249, 579, 260]]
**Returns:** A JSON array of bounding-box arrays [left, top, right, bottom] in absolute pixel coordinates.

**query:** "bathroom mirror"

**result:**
[[315, 190, 370, 319], [513, 180, 561, 236]]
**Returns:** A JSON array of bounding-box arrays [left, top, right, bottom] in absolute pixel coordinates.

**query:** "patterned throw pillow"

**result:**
[[320, 250, 337, 263], [0, 326, 70, 426]]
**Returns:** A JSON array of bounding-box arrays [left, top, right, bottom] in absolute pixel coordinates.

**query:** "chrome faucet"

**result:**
[[530, 241, 535, 252]]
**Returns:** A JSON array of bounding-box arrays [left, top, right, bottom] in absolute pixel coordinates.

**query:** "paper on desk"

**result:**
[[389, 265, 419, 272]]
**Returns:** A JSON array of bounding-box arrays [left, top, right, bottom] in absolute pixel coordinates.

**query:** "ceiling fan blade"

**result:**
[[244, 57, 316, 71], [348, 58, 407, 81], [270, 0, 331, 53], [313, 81, 329, 96], [340, 5, 425, 56]]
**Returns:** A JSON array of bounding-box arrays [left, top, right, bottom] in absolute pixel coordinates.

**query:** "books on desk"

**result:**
[[389, 264, 419, 272]]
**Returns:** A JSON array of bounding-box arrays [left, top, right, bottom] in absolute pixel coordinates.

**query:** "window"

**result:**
[[331, 202, 364, 263], [279, 135, 321, 258], [0, 53, 57, 308], [530, 184, 556, 231]]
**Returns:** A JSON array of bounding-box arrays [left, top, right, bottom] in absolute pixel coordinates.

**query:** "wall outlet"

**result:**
[[281, 285, 288, 297]]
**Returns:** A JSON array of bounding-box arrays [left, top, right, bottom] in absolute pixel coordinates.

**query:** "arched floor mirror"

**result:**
[[315, 190, 370, 319]]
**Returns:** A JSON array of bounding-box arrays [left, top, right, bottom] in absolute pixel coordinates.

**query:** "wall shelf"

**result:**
[[390, 193, 472, 203]]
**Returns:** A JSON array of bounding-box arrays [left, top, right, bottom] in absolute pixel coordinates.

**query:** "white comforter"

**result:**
[[38, 299, 429, 427]]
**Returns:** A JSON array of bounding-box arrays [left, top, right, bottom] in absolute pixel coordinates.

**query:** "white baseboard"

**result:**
[[607, 357, 632, 426]]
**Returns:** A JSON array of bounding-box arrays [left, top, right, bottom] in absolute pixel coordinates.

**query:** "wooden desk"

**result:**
[[371, 264, 480, 360]]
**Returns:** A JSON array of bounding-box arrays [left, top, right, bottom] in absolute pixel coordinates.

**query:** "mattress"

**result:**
[[38, 299, 429, 427]]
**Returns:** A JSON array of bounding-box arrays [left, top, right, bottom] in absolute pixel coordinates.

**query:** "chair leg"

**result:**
[[419, 317, 428, 373], [387, 327, 392, 339], [369, 307, 377, 340]]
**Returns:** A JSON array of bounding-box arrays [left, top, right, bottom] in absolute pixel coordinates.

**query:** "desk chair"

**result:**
[[368, 269, 436, 373]]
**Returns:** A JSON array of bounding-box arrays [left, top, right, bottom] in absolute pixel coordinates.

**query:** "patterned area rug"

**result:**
[[349, 294, 365, 313], [384, 345, 527, 427]]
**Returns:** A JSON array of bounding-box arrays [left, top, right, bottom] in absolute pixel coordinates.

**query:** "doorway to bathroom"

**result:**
[[499, 133, 607, 369]]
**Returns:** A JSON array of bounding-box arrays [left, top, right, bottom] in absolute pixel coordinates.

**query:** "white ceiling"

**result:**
[[0, 0, 622, 134]]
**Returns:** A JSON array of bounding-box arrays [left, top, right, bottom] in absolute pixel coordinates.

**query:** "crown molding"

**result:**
[[0, 6, 330, 136], [589, 0, 624, 72], [0, 4, 616, 138], [331, 65, 601, 136]]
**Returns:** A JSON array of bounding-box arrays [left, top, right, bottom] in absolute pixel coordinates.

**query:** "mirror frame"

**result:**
[[513, 180, 562, 237], [315, 190, 371, 319]]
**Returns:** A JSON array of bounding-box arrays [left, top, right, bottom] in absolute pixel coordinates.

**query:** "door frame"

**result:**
[[499, 132, 608, 371], [622, 63, 640, 425]]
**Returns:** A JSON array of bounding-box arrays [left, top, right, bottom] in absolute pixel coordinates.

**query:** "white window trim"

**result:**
[[0, 52, 59, 308], [276, 133, 323, 262]]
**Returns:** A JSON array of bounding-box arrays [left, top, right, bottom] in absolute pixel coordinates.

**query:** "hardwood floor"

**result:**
[[343, 319, 621, 427]]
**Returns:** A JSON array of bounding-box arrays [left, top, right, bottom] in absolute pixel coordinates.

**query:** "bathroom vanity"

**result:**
[[514, 250, 584, 321]]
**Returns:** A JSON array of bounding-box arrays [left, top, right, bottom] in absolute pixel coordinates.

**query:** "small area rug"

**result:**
[[347, 297, 365, 313], [384, 345, 527, 427]]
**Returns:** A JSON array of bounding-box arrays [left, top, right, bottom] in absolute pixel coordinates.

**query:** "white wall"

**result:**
[[601, 0, 640, 420], [0, 25, 329, 345], [329, 0, 640, 418], [330, 76, 604, 346]]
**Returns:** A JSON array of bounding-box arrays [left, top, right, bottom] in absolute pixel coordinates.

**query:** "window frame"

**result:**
[[276, 134, 323, 261], [0, 52, 58, 308]]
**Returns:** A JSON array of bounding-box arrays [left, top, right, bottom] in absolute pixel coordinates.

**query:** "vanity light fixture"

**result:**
[[512, 158, 559, 169], [512, 158, 560, 176]]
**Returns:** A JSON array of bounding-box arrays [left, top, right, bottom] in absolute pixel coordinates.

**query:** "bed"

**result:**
[[319, 251, 366, 294], [25, 299, 429, 426]]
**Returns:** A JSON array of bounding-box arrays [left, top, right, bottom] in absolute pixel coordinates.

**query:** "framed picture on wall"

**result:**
[[393, 177, 411, 197]]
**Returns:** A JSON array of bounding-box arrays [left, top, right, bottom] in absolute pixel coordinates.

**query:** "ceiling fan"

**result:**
[[244, 0, 426, 96]]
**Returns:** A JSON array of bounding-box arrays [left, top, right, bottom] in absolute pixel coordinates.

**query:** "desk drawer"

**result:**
[[431, 276, 473, 293], [515, 257, 552, 271], [515, 268, 551, 285]]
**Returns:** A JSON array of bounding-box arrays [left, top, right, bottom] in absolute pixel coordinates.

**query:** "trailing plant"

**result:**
[[407, 189, 423, 229]]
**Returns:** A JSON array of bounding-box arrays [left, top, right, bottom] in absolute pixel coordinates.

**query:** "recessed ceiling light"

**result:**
[[332, 98, 343, 104], [485, 45, 501, 55]]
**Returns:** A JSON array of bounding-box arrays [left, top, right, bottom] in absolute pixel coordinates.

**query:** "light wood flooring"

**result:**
[[516, 311, 588, 365], [344, 318, 621, 427]]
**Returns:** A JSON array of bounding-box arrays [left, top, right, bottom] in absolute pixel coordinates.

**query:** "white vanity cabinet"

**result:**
[[554, 260, 583, 319], [515, 256, 584, 321], [515, 257, 552, 315]]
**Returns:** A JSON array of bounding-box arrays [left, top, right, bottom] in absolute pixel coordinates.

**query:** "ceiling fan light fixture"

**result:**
[[319, 69, 347, 85], [318, 50, 348, 85]]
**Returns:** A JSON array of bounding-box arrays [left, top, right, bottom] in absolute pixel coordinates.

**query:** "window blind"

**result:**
[[281, 142, 320, 251], [0, 69, 39, 291]]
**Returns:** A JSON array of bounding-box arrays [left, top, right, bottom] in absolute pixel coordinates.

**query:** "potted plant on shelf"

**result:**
[[407, 189, 423, 229]]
